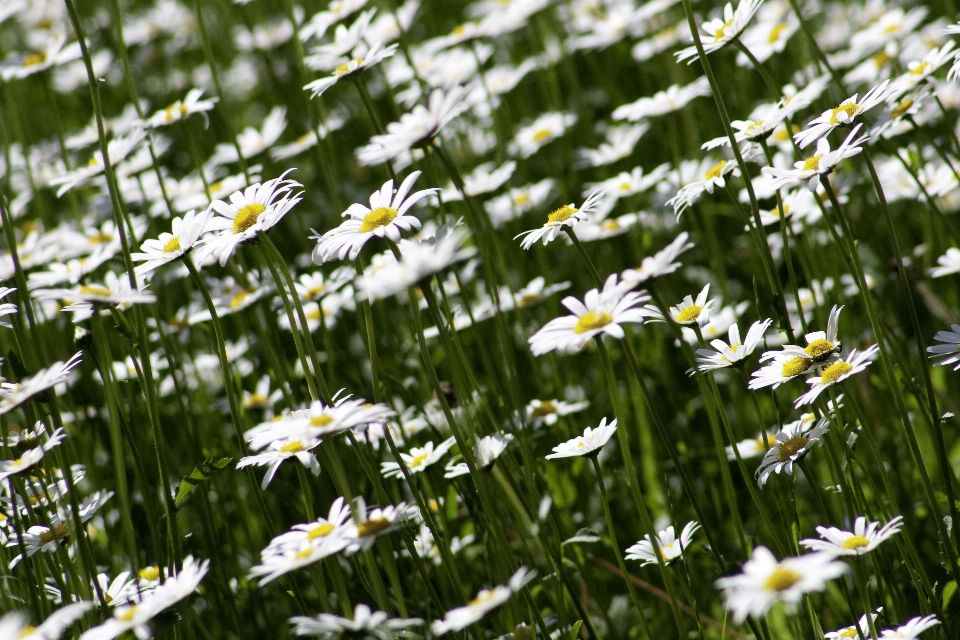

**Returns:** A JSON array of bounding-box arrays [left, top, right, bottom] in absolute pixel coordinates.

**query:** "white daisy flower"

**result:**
[[132, 209, 213, 278], [800, 515, 904, 556], [509, 277, 571, 309], [756, 414, 828, 486], [625, 521, 700, 566], [312, 171, 435, 263], [726, 432, 778, 460], [676, 0, 766, 63], [236, 437, 321, 489], [431, 568, 536, 635], [209, 106, 287, 165], [525, 398, 590, 426], [763, 125, 869, 191], [344, 497, 417, 553], [669, 284, 715, 328], [514, 189, 605, 249], [0, 602, 92, 640], [484, 178, 555, 227], [270, 115, 347, 161], [795, 346, 879, 408], [304, 41, 398, 98], [509, 112, 577, 158], [0, 352, 83, 416], [144, 88, 218, 128], [825, 609, 883, 640], [928, 324, 960, 371], [0, 35, 81, 81], [380, 436, 456, 478], [528, 274, 653, 355], [879, 615, 940, 640], [574, 123, 648, 168], [761, 305, 843, 365], [794, 81, 897, 148], [50, 129, 147, 196], [473, 433, 514, 468], [245, 396, 395, 450], [0, 426, 65, 482], [621, 232, 695, 286], [545, 417, 617, 459], [0, 287, 16, 328], [440, 160, 516, 202], [716, 546, 847, 622], [929, 247, 960, 277], [290, 604, 423, 639], [612, 78, 711, 121], [666, 159, 738, 217], [356, 86, 469, 166], [695, 318, 772, 372], [200, 169, 302, 266]]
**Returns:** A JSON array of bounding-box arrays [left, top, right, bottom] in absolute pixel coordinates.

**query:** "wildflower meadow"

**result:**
[[3, 0, 960, 638]]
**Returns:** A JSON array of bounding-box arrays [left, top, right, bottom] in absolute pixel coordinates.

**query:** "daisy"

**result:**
[[484, 178, 556, 227], [928, 324, 960, 370], [431, 568, 536, 635], [625, 521, 700, 566], [621, 232, 695, 286], [250, 532, 351, 586], [0, 34, 81, 81], [749, 352, 815, 389], [380, 436, 456, 478], [237, 437, 321, 489], [473, 433, 514, 468], [514, 189, 605, 249], [440, 160, 516, 201], [575, 123, 648, 168], [716, 546, 847, 622], [209, 106, 288, 165], [270, 115, 347, 161], [525, 398, 590, 426], [879, 616, 940, 639], [670, 284, 715, 328], [303, 10, 377, 69], [666, 158, 738, 216], [794, 81, 897, 148], [795, 346, 879, 407], [763, 125, 869, 191], [676, 0, 766, 63], [545, 417, 617, 459], [245, 396, 395, 450], [726, 432, 779, 460], [312, 171, 435, 263], [94, 572, 139, 607], [894, 41, 956, 96], [695, 319, 772, 372], [304, 41, 398, 98], [344, 498, 417, 553], [509, 112, 577, 158], [132, 209, 212, 277], [0, 287, 16, 327], [290, 604, 423, 638], [0, 602, 93, 640], [509, 277, 571, 309], [800, 516, 904, 556], [200, 169, 302, 266], [612, 78, 712, 122], [78, 557, 209, 640], [528, 274, 653, 355], [756, 415, 828, 486], [763, 305, 843, 365], [825, 610, 883, 640], [0, 426, 65, 481], [264, 498, 353, 554], [929, 247, 960, 277], [0, 352, 83, 416], [50, 129, 147, 196], [356, 85, 469, 166], [145, 88, 218, 128]]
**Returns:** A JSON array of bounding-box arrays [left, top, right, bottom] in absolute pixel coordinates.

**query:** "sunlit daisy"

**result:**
[[928, 324, 960, 371], [676, 0, 766, 63], [431, 568, 536, 635], [545, 417, 617, 459], [795, 346, 879, 407], [879, 615, 940, 640], [133, 209, 212, 277], [800, 516, 904, 556], [794, 81, 898, 148], [515, 189, 605, 249], [290, 604, 423, 638], [763, 125, 869, 191], [757, 414, 828, 486], [380, 437, 456, 478], [625, 521, 700, 566], [695, 318, 772, 372]]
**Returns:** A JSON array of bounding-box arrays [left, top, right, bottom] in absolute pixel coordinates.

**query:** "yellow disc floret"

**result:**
[[233, 203, 266, 235], [360, 207, 399, 233]]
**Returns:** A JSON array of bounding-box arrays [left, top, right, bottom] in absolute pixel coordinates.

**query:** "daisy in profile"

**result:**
[[509, 276, 571, 308], [930, 247, 960, 278], [749, 352, 815, 389], [304, 41, 398, 98], [726, 432, 778, 460], [666, 159, 737, 216], [525, 398, 589, 426], [343, 497, 417, 553], [878, 615, 940, 640], [716, 546, 847, 622], [245, 395, 395, 450], [200, 170, 302, 265], [528, 274, 653, 355], [0, 287, 16, 328], [763, 125, 869, 191], [795, 346, 879, 407], [290, 604, 423, 638], [695, 318, 772, 372], [312, 171, 435, 263], [621, 232, 695, 286], [794, 81, 898, 148], [237, 437, 321, 489], [545, 418, 617, 459], [0, 352, 83, 416], [800, 516, 904, 557], [50, 129, 147, 196], [380, 436, 456, 478], [145, 88, 218, 127], [669, 284, 715, 328], [514, 189, 605, 249], [132, 209, 212, 278], [757, 414, 828, 486], [356, 85, 469, 166], [625, 521, 700, 566], [0, 602, 92, 640], [612, 78, 711, 122], [0, 425, 65, 482], [825, 610, 883, 640], [509, 112, 577, 158], [473, 433, 513, 468], [676, 0, 766, 63], [0, 35, 81, 81], [431, 568, 536, 635], [928, 324, 960, 370]]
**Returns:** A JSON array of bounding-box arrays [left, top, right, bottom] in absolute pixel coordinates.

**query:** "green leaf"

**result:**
[[944, 580, 957, 609], [568, 620, 583, 639], [175, 457, 233, 506]]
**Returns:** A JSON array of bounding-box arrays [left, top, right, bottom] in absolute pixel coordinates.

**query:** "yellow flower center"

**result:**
[[829, 103, 859, 124], [232, 203, 266, 235], [307, 307, 322, 321], [532, 128, 552, 142], [469, 589, 497, 607], [619, 181, 632, 191], [360, 207, 399, 233], [821, 360, 853, 384], [512, 193, 530, 205], [531, 400, 557, 417], [547, 205, 578, 224], [777, 436, 810, 462], [89, 232, 113, 244], [909, 61, 931, 76], [310, 414, 334, 428], [38, 524, 68, 546], [804, 338, 836, 360], [410, 452, 430, 468], [872, 50, 893, 67], [164, 103, 189, 121], [24, 51, 47, 66], [891, 99, 914, 119], [517, 293, 542, 307], [88, 157, 101, 166], [230, 289, 254, 309], [308, 523, 335, 539], [207, 181, 223, 196], [767, 23, 788, 43], [838, 628, 859, 638], [676, 305, 703, 323], [163, 236, 181, 253], [80, 284, 111, 297], [802, 154, 823, 171], [357, 517, 392, 537], [705, 160, 727, 181], [139, 566, 160, 581], [714, 18, 734, 41], [117, 606, 137, 622], [305, 285, 326, 299], [602, 220, 620, 231], [574, 311, 613, 334], [841, 535, 871, 550], [764, 567, 802, 591], [781, 356, 811, 377], [295, 547, 314, 559], [335, 63, 352, 74], [280, 441, 305, 453], [18, 626, 37, 637], [245, 393, 268, 407]]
